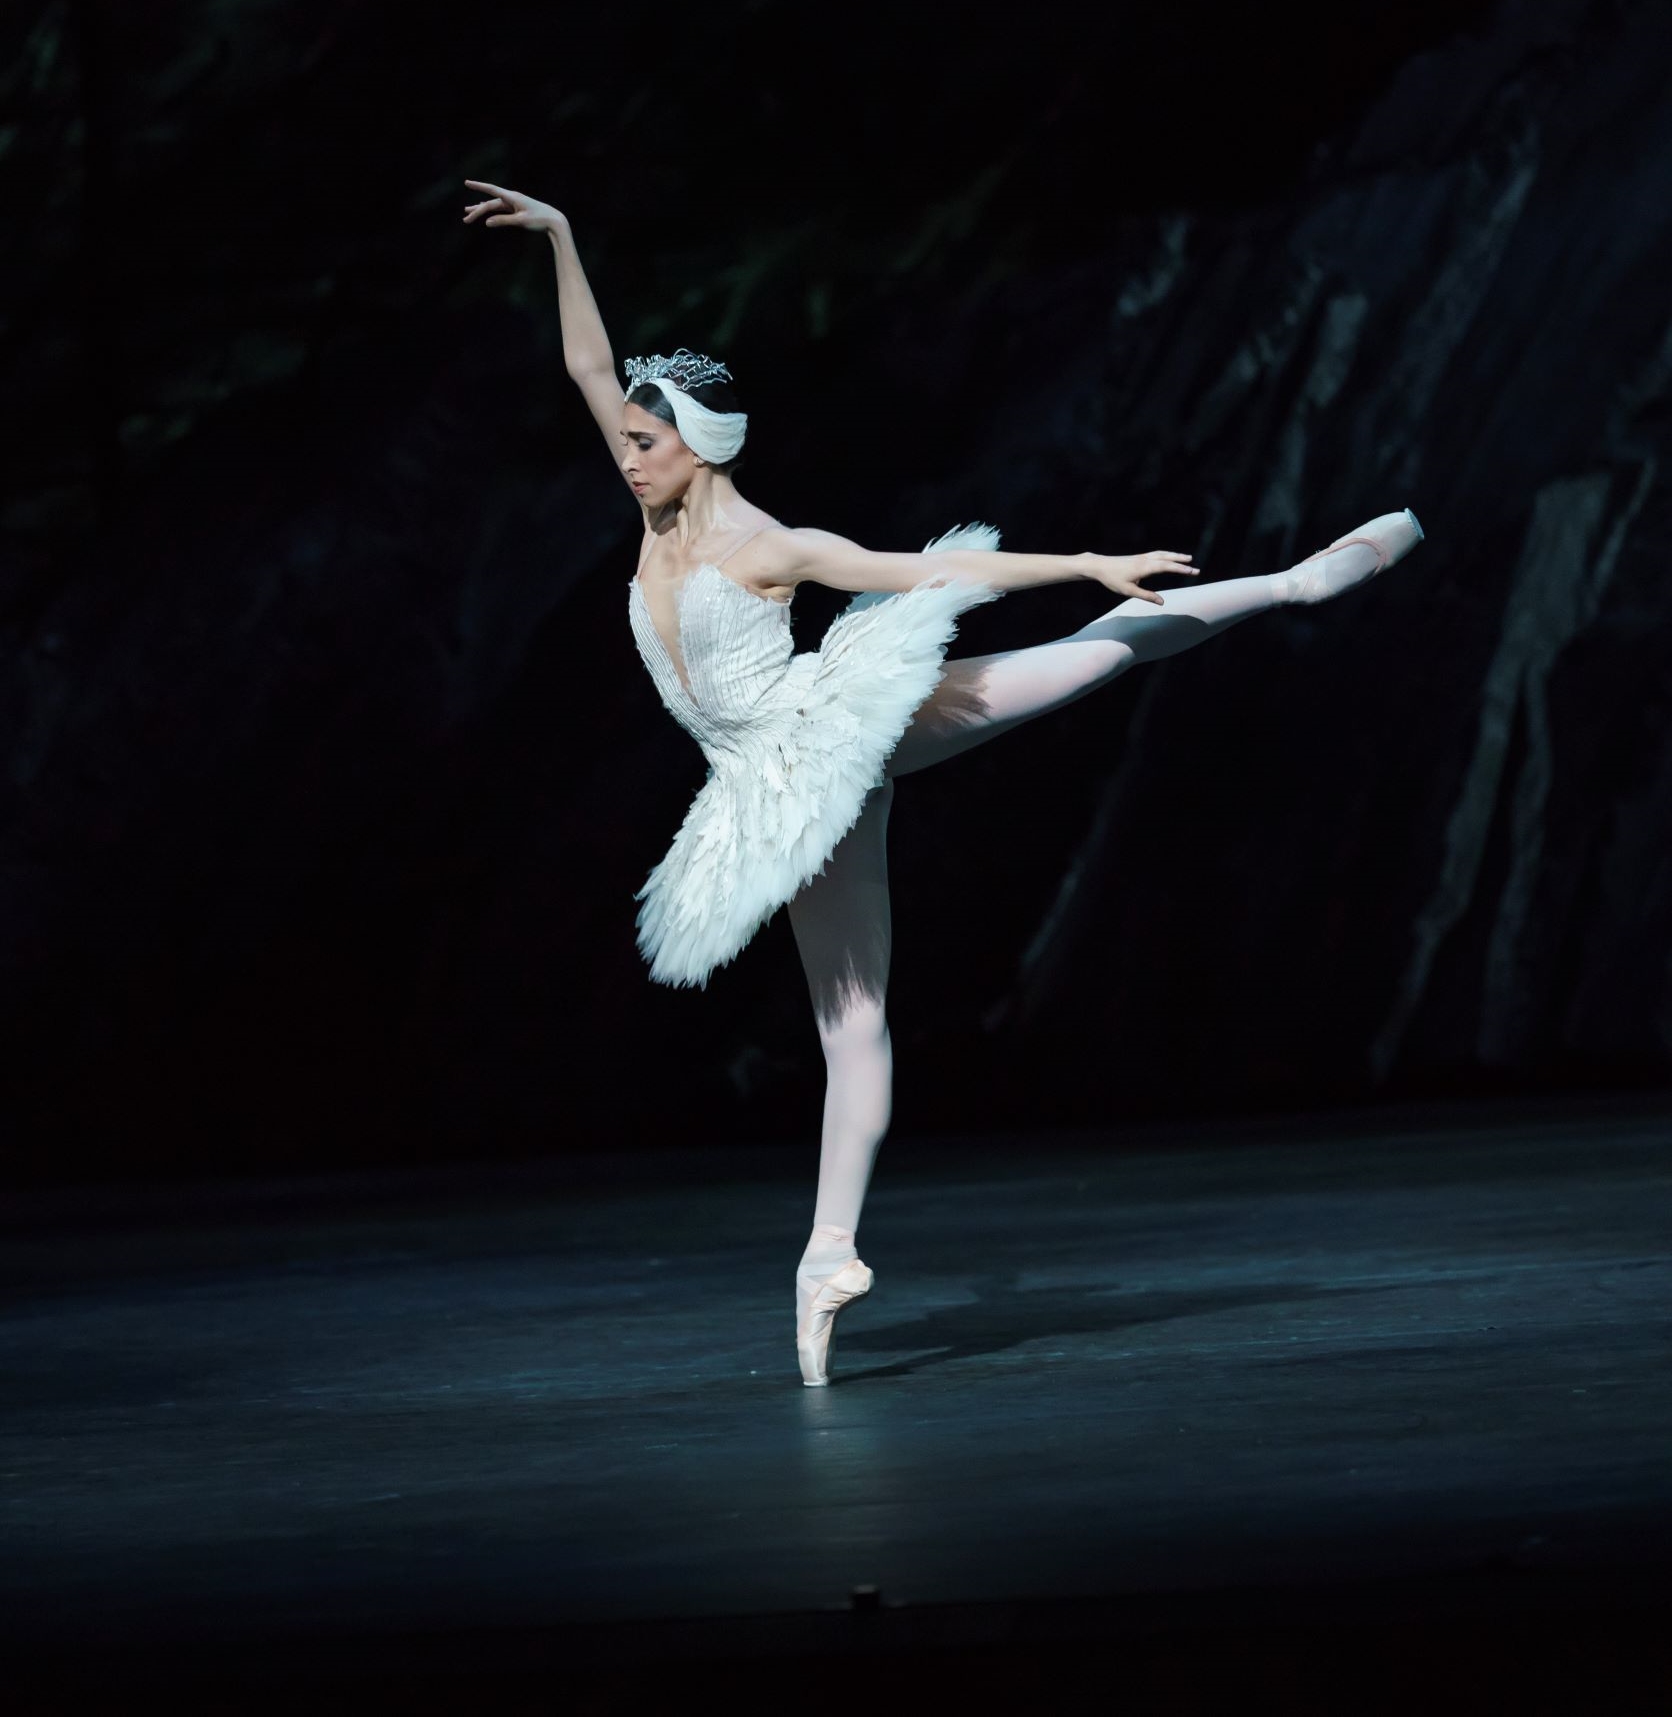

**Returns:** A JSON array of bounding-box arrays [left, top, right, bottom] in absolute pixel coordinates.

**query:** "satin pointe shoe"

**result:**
[[796, 1257, 875, 1387], [1281, 506, 1425, 604]]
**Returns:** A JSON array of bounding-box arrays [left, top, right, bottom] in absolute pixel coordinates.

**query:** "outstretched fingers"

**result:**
[[461, 179, 519, 224]]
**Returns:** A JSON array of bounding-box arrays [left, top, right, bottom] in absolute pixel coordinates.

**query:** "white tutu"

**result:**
[[627, 523, 1005, 988]]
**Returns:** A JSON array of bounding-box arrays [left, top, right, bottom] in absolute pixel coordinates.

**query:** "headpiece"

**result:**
[[622, 346, 747, 465], [623, 348, 734, 394]]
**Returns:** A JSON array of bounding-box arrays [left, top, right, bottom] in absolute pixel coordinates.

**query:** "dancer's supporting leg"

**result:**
[[785, 775, 895, 1328], [783, 567, 1294, 1296], [885, 562, 1297, 778]]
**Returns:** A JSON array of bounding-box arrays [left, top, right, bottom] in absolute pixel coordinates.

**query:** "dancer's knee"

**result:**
[[817, 1006, 893, 1131], [1059, 629, 1140, 684], [817, 997, 891, 1067]]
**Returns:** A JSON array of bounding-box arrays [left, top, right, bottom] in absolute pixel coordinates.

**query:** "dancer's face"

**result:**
[[620, 401, 698, 505]]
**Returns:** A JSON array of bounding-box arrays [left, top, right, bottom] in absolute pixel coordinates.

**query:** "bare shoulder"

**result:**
[[638, 511, 799, 598], [723, 520, 834, 602], [780, 525, 863, 550], [739, 524, 865, 592]]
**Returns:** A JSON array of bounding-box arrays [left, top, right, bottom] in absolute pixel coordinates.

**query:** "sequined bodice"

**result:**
[[628, 562, 805, 755]]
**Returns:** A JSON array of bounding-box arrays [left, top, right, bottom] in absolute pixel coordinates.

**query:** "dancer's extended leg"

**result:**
[[885, 507, 1430, 778], [786, 776, 895, 1327], [885, 565, 1291, 778]]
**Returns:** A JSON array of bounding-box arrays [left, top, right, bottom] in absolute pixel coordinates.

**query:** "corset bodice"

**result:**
[[628, 561, 810, 758]]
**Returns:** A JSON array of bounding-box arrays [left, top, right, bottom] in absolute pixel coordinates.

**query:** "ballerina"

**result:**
[[463, 180, 1426, 1386]]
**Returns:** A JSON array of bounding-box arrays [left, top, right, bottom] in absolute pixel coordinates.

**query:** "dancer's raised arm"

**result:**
[[462, 181, 634, 493], [761, 528, 1199, 606]]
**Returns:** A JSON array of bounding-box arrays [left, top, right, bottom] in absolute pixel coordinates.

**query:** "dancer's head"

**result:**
[[620, 347, 747, 506]]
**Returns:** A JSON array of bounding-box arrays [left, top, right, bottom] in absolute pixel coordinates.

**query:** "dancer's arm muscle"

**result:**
[[765, 529, 1089, 597], [549, 228, 628, 470], [547, 224, 632, 486], [762, 528, 1196, 605], [461, 182, 637, 501]]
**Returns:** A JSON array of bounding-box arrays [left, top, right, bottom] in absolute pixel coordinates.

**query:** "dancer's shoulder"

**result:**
[[781, 524, 857, 545], [742, 523, 864, 587]]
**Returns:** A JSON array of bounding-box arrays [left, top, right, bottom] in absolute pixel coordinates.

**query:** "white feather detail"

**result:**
[[630, 520, 1004, 988]]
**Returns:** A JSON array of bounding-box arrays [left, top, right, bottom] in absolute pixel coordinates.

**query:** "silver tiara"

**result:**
[[623, 347, 734, 395]]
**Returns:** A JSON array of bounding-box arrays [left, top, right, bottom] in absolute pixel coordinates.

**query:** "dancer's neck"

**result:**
[[658, 470, 751, 551]]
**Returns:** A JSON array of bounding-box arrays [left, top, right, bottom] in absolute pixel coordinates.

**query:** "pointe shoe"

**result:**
[[796, 1257, 874, 1387], [1282, 507, 1425, 604]]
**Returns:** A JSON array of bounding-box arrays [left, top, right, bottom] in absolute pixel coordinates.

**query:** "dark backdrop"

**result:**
[[5, 0, 1668, 1182]]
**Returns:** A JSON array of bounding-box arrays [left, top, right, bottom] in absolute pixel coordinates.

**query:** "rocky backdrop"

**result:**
[[3, 0, 1667, 1175]]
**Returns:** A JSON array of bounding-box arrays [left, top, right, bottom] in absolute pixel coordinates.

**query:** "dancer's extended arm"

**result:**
[[764, 529, 1198, 606], [462, 180, 636, 499]]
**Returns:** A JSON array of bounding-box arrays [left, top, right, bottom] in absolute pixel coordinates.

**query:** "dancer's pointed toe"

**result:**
[[1278, 507, 1426, 605], [796, 1257, 874, 1386]]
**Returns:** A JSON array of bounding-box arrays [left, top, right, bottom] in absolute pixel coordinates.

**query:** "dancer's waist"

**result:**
[[677, 657, 816, 758]]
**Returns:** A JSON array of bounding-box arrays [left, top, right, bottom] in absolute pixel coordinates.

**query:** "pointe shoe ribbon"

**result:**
[[1298, 530, 1392, 573], [796, 1257, 874, 1387]]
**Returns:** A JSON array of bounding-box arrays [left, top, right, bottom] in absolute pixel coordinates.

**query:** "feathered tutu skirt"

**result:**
[[633, 523, 1005, 988]]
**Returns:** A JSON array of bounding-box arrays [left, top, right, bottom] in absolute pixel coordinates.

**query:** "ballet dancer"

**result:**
[[463, 180, 1426, 1386]]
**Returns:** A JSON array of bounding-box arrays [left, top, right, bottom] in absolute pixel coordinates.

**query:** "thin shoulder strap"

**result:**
[[713, 521, 782, 567]]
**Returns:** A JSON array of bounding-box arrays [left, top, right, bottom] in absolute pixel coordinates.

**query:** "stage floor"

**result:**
[[6, 1092, 1671, 1702]]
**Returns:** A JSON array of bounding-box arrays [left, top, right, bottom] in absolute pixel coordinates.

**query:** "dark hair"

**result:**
[[626, 375, 746, 476]]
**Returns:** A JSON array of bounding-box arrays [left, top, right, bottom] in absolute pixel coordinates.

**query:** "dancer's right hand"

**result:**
[[462, 180, 565, 235]]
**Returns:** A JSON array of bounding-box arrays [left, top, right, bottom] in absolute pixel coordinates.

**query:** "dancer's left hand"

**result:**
[[1078, 550, 1200, 605]]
